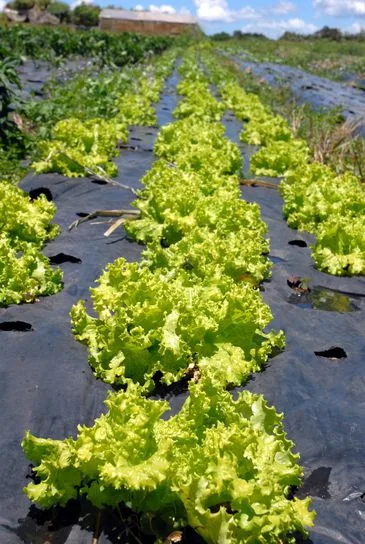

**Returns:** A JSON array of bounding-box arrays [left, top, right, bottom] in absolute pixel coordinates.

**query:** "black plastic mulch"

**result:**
[[16, 58, 96, 100], [225, 112, 365, 544], [0, 72, 191, 544], [1, 68, 365, 544], [232, 56, 365, 136]]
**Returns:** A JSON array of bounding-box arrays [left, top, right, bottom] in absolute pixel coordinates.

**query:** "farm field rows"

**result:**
[[216, 36, 365, 83], [0, 32, 364, 544]]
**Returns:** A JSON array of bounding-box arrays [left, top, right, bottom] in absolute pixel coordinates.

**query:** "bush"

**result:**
[[47, 1, 70, 22], [211, 32, 231, 41], [71, 3, 101, 27]]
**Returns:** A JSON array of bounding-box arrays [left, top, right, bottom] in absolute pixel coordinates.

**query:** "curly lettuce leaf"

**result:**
[[0, 236, 62, 305], [312, 215, 365, 275], [32, 118, 127, 178], [70, 259, 282, 390], [0, 181, 59, 248], [154, 119, 242, 177], [23, 378, 314, 542], [251, 139, 309, 177]]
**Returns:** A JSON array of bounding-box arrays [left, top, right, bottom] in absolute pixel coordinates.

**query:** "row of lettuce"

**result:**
[[202, 50, 364, 277], [32, 51, 177, 178], [1, 28, 174, 185], [0, 50, 177, 306], [22, 51, 314, 543]]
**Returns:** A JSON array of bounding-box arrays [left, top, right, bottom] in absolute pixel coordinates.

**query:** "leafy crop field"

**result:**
[[0, 26, 364, 544]]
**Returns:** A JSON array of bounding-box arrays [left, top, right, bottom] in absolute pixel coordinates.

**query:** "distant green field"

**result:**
[[216, 37, 365, 81]]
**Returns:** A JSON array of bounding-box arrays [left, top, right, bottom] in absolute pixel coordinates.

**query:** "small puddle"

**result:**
[[288, 285, 361, 312]]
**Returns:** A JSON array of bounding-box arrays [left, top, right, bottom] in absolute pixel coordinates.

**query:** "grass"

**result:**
[[218, 37, 365, 81], [219, 55, 365, 182]]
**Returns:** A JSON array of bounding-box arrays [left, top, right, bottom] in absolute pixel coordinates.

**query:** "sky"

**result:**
[[3, 0, 365, 37], [108, 0, 365, 37]]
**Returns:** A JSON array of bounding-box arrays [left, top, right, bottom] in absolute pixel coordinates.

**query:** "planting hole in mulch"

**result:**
[[296, 467, 332, 499], [90, 178, 107, 185], [118, 143, 138, 151], [49, 253, 82, 265], [314, 347, 347, 360], [28, 187, 53, 201], [288, 239, 308, 247], [0, 321, 33, 332]]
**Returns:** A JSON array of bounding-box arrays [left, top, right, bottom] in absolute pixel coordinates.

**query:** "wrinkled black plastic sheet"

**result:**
[[16, 58, 96, 100], [1, 69, 365, 544], [232, 56, 365, 136], [0, 73, 179, 543], [226, 113, 365, 544]]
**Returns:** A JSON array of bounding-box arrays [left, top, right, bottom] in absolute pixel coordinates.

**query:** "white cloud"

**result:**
[[0, 0, 5, 11], [347, 21, 365, 32], [194, 0, 260, 22], [195, 0, 232, 22], [134, 3, 191, 14], [314, 0, 365, 16], [149, 4, 176, 13], [271, 1, 296, 14], [194, 1, 297, 24], [71, 0, 93, 8], [242, 17, 318, 38]]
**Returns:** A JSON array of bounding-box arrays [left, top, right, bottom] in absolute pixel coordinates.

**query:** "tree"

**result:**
[[314, 26, 342, 41], [7, 0, 35, 10], [280, 31, 304, 41], [47, 1, 70, 22], [35, 0, 52, 9], [211, 32, 231, 41], [71, 3, 101, 27]]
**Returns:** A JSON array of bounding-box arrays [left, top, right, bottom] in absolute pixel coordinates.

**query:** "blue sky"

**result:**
[[85, 0, 365, 37]]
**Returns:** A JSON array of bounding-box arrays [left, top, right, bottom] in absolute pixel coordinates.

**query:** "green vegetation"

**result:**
[[0, 23, 359, 543], [0, 55, 31, 183], [30, 49, 177, 178], [204, 50, 365, 276], [71, 3, 100, 27], [213, 56, 365, 182], [0, 35, 176, 306], [0, 24, 173, 66], [0, 56, 26, 149], [23, 379, 313, 544], [0, 181, 61, 305], [22, 51, 314, 543], [47, 2, 70, 23], [215, 34, 365, 81]]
